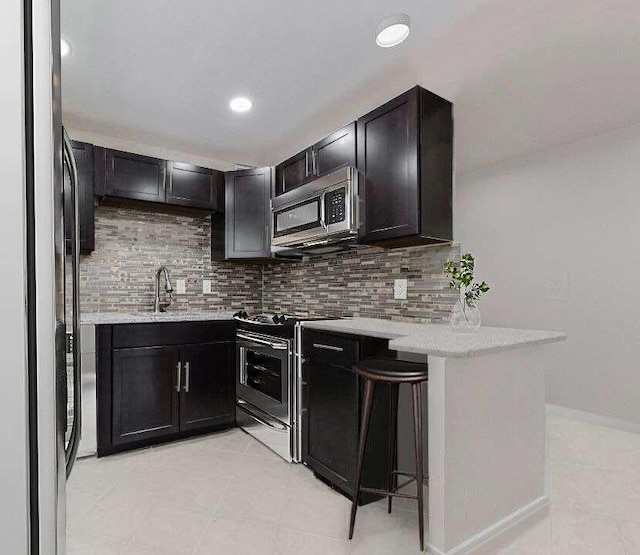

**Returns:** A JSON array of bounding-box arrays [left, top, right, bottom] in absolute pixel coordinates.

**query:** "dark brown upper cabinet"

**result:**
[[166, 162, 224, 211], [313, 122, 356, 178], [357, 86, 453, 247], [95, 147, 225, 212], [64, 140, 95, 253], [103, 149, 167, 203], [216, 166, 272, 260], [275, 149, 311, 197], [274, 122, 356, 196]]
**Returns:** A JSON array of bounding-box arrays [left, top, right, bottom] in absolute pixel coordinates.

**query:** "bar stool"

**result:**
[[348, 357, 428, 551]]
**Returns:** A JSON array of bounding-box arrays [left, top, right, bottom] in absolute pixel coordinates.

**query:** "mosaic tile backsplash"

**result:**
[[262, 243, 460, 323], [79, 205, 262, 313], [81, 205, 459, 322]]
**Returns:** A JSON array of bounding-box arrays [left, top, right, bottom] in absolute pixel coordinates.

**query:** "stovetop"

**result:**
[[233, 311, 336, 338]]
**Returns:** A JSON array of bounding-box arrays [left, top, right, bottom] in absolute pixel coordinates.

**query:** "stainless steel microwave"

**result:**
[[271, 166, 359, 251]]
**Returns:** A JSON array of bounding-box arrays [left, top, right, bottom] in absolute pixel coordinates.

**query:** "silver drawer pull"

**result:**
[[184, 362, 190, 393], [312, 343, 344, 352], [175, 362, 181, 393]]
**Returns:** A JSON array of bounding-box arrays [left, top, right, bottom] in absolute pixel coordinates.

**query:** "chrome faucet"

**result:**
[[153, 266, 173, 313]]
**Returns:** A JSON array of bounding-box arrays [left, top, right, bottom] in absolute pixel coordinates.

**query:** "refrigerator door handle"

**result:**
[[63, 129, 82, 478]]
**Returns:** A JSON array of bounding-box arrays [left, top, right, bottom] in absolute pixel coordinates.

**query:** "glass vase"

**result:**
[[450, 299, 481, 333]]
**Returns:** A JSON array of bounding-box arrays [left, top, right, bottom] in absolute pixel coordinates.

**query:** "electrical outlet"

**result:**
[[202, 279, 212, 294], [176, 279, 186, 295], [394, 279, 408, 300]]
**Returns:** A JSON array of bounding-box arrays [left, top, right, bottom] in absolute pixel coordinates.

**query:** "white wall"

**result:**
[[456, 123, 640, 425], [0, 0, 31, 552]]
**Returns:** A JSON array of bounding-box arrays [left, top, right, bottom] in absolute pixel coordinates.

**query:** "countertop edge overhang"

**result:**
[[80, 311, 237, 325], [300, 317, 567, 358]]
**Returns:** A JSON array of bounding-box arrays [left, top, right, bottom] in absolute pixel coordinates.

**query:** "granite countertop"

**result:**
[[80, 310, 237, 325], [301, 317, 566, 358]]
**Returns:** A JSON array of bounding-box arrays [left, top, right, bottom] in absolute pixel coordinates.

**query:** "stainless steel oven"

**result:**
[[236, 330, 294, 461], [271, 166, 358, 251]]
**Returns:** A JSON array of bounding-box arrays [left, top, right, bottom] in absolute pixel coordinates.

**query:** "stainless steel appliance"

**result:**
[[234, 312, 332, 462], [61, 129, 82, 475], [271, 166, 359, 256]]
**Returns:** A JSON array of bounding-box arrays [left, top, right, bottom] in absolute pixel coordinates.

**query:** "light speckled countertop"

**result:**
[[301, 317, 566, 358], [80, 311, 236, 325]]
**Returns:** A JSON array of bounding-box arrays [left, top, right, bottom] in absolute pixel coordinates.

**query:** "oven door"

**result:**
[[236, 331, 291, 424], [271, 195, 325, 247]]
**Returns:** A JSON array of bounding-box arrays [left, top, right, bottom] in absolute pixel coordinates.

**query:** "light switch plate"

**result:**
[[394, 279, 408, 300], [176, 279, 186, 295], [202, 279, 212, 294]]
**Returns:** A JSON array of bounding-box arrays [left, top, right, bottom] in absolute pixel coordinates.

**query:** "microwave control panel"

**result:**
[[325, 187, 346, 224]]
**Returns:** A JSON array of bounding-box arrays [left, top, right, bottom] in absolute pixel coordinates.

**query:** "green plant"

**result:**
[[444, 253, 490, 309]]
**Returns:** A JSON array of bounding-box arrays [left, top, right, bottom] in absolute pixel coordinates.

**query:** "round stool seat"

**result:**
[[353, 358, 428, 384]]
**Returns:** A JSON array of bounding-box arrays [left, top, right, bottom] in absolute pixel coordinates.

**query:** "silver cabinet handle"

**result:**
[[313, 343, 344, 352], [304, 150, 310, 177], [184, 362, 190, 393], [176, 362, 181, 393], [311, 149, 318, 175]]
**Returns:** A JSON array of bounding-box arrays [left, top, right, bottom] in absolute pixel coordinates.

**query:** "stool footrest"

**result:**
[[359, 487, 418, 500]]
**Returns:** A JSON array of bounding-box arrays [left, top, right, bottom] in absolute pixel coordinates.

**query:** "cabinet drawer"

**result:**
[[111, 321, 235, 349], [303, 330, 359, 365]]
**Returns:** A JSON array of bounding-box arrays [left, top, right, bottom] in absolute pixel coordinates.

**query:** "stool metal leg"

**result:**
[[387, 384, 399, 514], [349, 377, 376, 540], [412, 382, 425, 551]]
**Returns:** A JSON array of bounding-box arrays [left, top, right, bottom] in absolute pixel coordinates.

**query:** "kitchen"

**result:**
[[3, 0, 640, 554]]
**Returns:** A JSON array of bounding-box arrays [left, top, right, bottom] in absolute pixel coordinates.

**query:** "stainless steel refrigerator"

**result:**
[[4, 0, 82, 551]]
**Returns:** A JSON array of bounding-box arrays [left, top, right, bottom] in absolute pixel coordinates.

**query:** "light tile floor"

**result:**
[[66, 415, 640, 554]]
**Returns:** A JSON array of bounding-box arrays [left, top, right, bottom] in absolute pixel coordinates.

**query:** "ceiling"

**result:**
[[62, 0, 640, 175]]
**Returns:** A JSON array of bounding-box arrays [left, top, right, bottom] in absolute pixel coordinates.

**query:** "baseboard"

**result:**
[[546, 404, 640, 434], [427, 495, 549, 555]]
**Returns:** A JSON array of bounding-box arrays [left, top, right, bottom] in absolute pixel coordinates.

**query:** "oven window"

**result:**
[[245, 350, 283, 402], [275, 199, 320, 233]]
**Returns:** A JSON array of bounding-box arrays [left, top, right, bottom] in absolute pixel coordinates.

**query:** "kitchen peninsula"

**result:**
[[301, 318, 566, 555]]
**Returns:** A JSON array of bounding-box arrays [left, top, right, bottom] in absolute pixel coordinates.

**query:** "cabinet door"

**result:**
[[312, 122, 356, 178], [357, 87, 420, 243], [166, 162, 224, 210], [179, 342, 234, 432], [225, 167, 272, 259], [64, 140, 95, 253], [104, 149, 167, 203], [302, 359, 359, 492], [274, 148, 311, 196], [111, 346, 180, 445]]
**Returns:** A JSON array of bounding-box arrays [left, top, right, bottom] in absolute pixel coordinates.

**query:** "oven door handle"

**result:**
[[237, 400, 288, 432], [237, 333, 288, 350]]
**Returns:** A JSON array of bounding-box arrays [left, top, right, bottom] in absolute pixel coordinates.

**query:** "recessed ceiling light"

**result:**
[[376, 14, 411, 48], [61, 38, 72, 57], [229, 97, 253, 113]]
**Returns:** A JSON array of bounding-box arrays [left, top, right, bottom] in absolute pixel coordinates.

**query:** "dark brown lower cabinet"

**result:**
[[301, 329, 393, 504], [112, 346, 181, 445], [179, 342, 233, 432], [98, 321, 235, 456]]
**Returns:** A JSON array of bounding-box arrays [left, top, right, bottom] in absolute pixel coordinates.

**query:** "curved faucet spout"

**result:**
[[154, 266, 173, 312]]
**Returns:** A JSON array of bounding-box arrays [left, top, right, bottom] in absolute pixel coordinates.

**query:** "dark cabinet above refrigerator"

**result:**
[[64, 139, 95, 254], [94, 147, 224, 212]]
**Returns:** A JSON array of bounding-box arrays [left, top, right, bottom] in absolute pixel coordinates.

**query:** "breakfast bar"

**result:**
[[301, 318, 566, 555]]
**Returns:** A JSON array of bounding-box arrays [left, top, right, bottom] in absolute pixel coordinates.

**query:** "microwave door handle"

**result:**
[[320, 191, 328, 231]]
